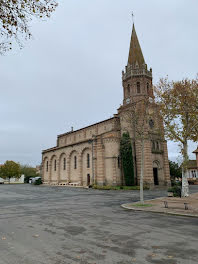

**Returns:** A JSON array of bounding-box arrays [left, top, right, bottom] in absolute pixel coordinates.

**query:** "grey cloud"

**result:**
[[0, 0, 198, 165]]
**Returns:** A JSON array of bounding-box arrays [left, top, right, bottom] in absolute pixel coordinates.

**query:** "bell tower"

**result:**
[[118, 23, 171, 187], [122, 24, 153, 105]]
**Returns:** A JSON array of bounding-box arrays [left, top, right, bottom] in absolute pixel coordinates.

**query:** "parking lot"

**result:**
[[0, 184, 198, 264]]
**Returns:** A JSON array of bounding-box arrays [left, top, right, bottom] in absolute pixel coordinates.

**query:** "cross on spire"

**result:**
[[132, 12, 134, 24]]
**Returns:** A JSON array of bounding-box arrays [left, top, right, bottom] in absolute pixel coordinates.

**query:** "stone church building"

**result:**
[[42, 24, 170, 187]]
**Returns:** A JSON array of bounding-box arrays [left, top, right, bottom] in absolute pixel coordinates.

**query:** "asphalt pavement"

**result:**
[[0, 184, 198, 264]]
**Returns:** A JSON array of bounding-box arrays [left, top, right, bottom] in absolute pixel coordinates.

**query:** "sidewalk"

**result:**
[[121, 192, 198, 217]]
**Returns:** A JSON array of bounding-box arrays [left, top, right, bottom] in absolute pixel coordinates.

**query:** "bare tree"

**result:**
[[121, 95, 160, 204], [0, 0, 58, 54]]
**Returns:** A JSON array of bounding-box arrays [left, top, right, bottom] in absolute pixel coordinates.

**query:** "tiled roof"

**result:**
[[193, 146, 198, 153], [187, 160, 197, 169]]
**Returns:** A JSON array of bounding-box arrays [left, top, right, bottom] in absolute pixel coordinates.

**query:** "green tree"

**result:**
[[20, 164, 38, 183], [0, 0, 58, 54], [155, 77, 198, 196], [169, 160, 182, 180], [0, 161, 21, 183], [120, 132, 134, 186]]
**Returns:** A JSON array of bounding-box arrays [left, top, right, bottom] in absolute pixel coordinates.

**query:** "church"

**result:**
[[42, 24, 170, 187]]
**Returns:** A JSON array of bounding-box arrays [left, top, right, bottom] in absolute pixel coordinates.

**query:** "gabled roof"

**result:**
[[57, 117, 118, 138], [193, 146, 198, 154], [187, 160, 197, 169]]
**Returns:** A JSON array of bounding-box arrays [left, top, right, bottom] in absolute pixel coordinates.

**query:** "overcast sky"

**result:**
[[0, 0, 197, 166]]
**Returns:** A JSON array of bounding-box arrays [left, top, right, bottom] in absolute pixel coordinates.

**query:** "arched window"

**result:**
[[127, 84, 130, 96], [87, 153, 90, 168], [46, 161, 48, 172], [74, 156, 77, 169], [152, 141, 155, 150], [156, 141, 160, 150], [147, 83, 149, 94], [54, 160, 56, 171], [149, 119, 154, 129], [137, 82, 140, 94], [63, 158, 66, 170], [117, 156, 120, 168]]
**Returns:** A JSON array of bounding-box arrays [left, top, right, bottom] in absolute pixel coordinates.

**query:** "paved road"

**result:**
[[0, 184, 198, 264]]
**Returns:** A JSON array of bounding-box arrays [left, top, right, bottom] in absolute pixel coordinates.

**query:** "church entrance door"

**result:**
[[153, 168, 159, 185], [87, 174, 90, 186]]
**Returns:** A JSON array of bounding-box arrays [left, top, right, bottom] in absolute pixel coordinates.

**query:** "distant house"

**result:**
[[0, 165, 4, 184], [9, 175, 25, 184], [187, 147, 198, 182], [3, 175, 25, 184], [0, 177, 4, 184]]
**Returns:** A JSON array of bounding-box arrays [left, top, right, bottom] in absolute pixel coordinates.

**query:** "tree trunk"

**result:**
[[140, 139, 144, 204], [182, 141, 189, 197]]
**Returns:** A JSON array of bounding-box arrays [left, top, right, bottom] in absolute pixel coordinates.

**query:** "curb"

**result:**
[[121, 203, 198, 218]]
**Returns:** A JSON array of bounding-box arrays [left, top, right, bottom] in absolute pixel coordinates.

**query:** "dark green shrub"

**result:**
[[120, 133, 135, 186], [169, 160, 182, 180], [171, 180, 182, 187], [34, 178, 42, 185], [24, 175, 35, 183], [168, 186, 181, 197]]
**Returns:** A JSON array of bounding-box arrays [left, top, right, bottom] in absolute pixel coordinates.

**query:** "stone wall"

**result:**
[[118, 99, 170, 187], [42, 117, 122, 186]]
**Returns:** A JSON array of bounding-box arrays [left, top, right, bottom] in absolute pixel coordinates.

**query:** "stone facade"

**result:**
[[42, 118, 121, 186], [42, 23, 170, 187]]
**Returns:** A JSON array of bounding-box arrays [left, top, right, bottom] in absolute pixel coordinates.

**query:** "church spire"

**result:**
[[122, 22, 153, 103], [128, 24, 145, 68]]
